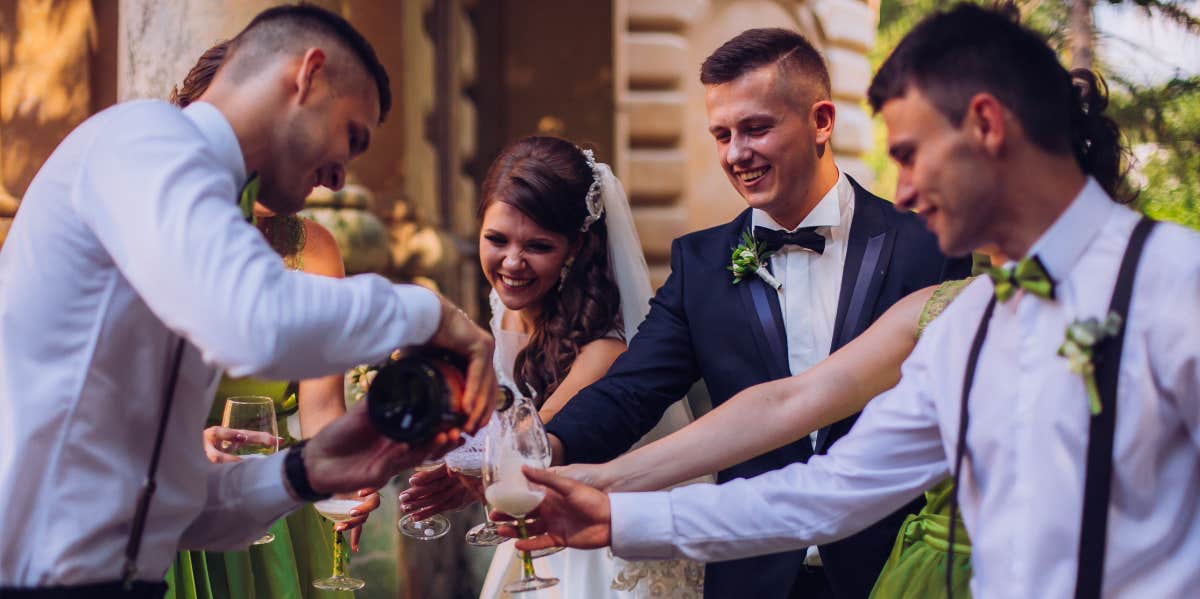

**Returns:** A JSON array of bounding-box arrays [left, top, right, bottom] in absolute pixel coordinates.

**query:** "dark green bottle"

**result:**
[[367, 350, 513, 443]]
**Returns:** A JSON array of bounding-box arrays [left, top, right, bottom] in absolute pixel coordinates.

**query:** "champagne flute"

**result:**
[[448, 464, 506, 546], [443, 420, 506, 547], [312, 498, 366, 591], [221, 395, 278, 545], [484, 404, 558, 593], [398, 459, 452, 540]]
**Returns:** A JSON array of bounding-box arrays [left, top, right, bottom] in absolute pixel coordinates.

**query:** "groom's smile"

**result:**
[[705, 62, 833, 229], [734, 166, 771, 186]]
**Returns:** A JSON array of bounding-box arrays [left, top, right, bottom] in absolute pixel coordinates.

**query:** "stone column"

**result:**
[[117, 0, 303, 101], [810, 0, 877, 180]]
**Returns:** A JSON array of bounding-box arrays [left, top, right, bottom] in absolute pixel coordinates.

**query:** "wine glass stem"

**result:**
[[332, 528, 346, 578], [517, 519, 536, 579]]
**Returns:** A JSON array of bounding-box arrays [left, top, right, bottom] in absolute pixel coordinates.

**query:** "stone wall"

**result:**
[[0, 0, 100, 247]]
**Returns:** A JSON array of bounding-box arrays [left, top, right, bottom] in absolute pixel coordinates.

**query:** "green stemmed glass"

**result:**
[[312, 498, 366, 591]]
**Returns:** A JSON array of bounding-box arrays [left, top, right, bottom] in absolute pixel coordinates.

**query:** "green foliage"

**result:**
[[1109, 75, 1200, 228], [869, 0, 1200, 230]]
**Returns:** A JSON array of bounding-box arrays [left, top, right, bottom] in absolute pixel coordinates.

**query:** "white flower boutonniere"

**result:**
[[728, 230, 782, 290], [344, 348, 402, 402], [1057, 312, 1122, 415]]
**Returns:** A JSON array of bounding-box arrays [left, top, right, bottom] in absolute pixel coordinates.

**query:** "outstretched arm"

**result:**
[[502, 337, 949, 563], [561, 285, 934, 492], [545, 238, 702, 466], [81, 105, 496, 434]]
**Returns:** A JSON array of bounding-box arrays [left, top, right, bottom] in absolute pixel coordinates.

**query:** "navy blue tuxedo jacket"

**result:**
[[545, 178, 971, 598]]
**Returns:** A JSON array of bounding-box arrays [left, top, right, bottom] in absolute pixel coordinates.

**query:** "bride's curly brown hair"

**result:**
[[479, 136, 623, 404]]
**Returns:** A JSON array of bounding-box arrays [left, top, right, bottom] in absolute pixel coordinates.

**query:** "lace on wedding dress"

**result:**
[[444, 291, 517, 474]]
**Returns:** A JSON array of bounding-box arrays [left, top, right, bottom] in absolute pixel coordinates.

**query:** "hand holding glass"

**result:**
[[398, 460, 453, 540], [484, 405, 558, 593], [221, 396, 278, 545]]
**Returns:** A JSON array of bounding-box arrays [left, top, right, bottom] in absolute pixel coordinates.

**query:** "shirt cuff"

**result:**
[[394, 284, 441, 345], [243, 451, 303, 518], [610, 491, 677, 561]]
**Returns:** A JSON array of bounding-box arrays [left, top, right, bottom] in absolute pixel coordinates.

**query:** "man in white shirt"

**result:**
[[500, 6, 1200, 598], [0, 5, 496, 595]]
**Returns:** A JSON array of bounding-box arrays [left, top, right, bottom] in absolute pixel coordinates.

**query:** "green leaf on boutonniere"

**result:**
[[728, 230, 782, 290], [240, 173, 260, 226]]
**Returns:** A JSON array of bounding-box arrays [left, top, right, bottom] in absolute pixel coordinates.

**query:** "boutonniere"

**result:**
[[1057, 312, 1122, 415], [345, 349, 403, 402], [728, 230, 782, 290]]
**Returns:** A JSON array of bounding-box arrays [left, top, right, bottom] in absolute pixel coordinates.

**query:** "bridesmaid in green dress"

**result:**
[[555, 252, 1008, 598], [164, 43, 380, 599]]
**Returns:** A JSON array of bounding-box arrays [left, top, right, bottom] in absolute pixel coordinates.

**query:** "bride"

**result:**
[[401, 136, 703, 597]]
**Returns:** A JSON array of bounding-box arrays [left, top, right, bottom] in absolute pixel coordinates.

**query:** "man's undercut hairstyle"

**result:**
[[226, 3, 391, 123], [700, 27, 832, 103], [868, 3, 1126, 198]]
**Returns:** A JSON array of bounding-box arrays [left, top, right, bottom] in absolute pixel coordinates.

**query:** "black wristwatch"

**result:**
[[284, 440, 332, 502]]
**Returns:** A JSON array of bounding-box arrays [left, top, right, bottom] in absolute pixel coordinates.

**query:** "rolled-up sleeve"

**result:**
[[610, 339, 950, 564], [73, 103, 441, 380]]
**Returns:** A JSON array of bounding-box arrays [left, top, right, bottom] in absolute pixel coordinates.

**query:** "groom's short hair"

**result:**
[[223, 3, 392, 123], [700, 28, 831, 104]]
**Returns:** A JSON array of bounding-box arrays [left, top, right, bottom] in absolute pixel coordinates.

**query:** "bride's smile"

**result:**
[[480, 201, 574, 314]]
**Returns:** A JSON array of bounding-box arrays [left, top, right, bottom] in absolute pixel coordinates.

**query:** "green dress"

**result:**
[[164, 216, 352, 599], [869, 278, 975, 599]]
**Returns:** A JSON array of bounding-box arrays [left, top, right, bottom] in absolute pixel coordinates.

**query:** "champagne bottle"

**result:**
[[367, 350, 513, 443]]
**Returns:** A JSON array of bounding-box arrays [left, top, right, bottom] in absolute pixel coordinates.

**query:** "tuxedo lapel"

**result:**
[[818, 178, 895, 452], [830, 177, 895, 350], [729, 211, 791, 381]]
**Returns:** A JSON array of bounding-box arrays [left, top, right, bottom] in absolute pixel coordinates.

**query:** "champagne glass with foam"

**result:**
[[311, 498, 367, 591], [483, 397, 558, 593]]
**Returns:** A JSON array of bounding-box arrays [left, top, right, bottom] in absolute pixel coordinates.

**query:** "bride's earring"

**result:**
[[558, 256, 575, 292]]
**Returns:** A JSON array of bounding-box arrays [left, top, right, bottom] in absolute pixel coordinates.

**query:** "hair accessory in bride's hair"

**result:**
[[579, 148, 604, 232]]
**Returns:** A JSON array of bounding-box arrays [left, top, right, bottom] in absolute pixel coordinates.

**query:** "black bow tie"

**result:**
[[754, 226, 825, 255]]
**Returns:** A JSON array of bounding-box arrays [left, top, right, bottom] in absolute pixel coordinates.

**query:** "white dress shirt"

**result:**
[[751, 169, 853, 441], [609, 178, 1200, 598], [0, 100, 441, 586], [752, 170, 852, 566]]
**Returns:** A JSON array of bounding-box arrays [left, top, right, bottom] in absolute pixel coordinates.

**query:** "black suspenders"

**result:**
[[946, 217, 1158, 598], [121, 336, 186, 588]]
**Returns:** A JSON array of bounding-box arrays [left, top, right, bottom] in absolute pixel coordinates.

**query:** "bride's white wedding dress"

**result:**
[[478, 291, 704, 599]]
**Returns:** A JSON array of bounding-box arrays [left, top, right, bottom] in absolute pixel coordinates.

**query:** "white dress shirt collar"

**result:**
[[751, 169, 846, 233], [182, 101, 247, 185], [1025, 177, 1115, 283]]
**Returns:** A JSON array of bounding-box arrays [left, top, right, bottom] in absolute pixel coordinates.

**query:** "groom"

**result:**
[[511, 5, 1200, 597], [544, 28, 968, 598]]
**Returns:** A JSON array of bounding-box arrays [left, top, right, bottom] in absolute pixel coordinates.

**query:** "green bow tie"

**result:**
[[239, 173, 260, 225], [986, 256, 1056, 302]]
